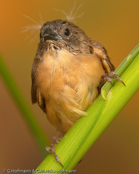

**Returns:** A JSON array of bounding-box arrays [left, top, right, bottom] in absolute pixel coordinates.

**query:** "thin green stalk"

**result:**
[[0, 55, 49, 156], [35, 44, 139, 173]]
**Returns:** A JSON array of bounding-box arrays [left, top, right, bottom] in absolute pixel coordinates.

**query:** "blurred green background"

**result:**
[[0, 0, 139, 173]]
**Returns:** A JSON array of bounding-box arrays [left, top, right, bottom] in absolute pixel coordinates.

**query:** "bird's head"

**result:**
[[40, 19, 90, 54]]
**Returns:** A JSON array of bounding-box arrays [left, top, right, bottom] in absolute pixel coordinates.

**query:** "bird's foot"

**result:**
[[45, 137, 63, 167], [101, 71, 125, 86]]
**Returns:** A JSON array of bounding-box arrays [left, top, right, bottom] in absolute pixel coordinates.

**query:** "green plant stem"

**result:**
[[35, 44, 139, 173], [0, 55, 49, 156]]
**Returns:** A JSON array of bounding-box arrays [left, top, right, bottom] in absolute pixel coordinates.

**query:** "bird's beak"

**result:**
[[41, 28, 62, 42], [44, 34, 62, 41]]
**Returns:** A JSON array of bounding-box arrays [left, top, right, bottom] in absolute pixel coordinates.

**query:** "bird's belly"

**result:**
[[44, 76, 98, 135]]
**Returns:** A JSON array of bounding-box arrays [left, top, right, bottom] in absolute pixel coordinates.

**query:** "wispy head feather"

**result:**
[[54, 0, 85, 23], [22, 14, 43, 44]]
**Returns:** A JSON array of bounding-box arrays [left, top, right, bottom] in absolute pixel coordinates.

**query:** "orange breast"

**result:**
[[36, 48, 104, 135]]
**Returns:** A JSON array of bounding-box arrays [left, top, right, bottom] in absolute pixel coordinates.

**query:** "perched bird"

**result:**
[[31, 19, 123, 165]]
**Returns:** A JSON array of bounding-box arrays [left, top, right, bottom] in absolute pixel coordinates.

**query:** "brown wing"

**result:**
[[31, 64, 46, 112], [89, 39, 125, 87], [31, 43, 46, 113], [31, 62, 37, 104], [89, 39, 115, 73]]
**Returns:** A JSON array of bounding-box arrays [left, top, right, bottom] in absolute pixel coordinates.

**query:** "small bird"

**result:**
[[31, 19, 124, 165]]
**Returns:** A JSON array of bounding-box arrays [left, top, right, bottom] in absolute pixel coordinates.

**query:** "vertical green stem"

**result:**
[[0, 55, 49, 156]]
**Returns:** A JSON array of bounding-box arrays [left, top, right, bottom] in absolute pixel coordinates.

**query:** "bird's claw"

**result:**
[[45, 137, 63, 167], [101, 71, 125, 86]]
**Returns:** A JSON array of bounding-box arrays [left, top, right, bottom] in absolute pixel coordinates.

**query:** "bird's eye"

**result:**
[[64, 28, 70, 36]]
